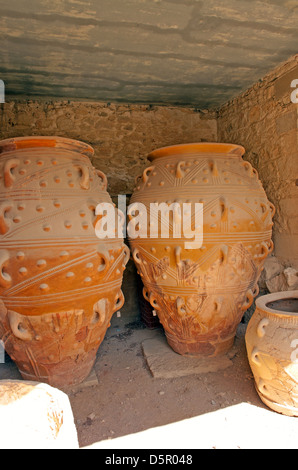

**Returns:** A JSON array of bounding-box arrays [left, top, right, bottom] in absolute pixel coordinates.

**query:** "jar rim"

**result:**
[[0, 136, 94, 157], [148, 142, 245, 161], [256, 290, 298, 317]]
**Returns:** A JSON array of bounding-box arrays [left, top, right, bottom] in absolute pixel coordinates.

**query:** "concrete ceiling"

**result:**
[[1, 0, 298, 108]]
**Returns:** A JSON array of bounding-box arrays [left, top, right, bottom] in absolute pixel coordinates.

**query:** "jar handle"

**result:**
[[220, 197, 228, 222], [133, 248, 142, 265], [143, 287, 150, 302], [122, 245, 130, 266], [91, 299, 106, 327], [142, 166, 155, 184], [177, 297, 186, 315], [260, 203, 269, 222], [4, 159, 20, 188], [0, 201, 13, 235], [241, 289, 254, 311], [96, 169, 108, 191], [175, 161, 185, 178], [74, 164, 90, 190], [243, 161, 258, 178], [0, 250, 11, 288], [257, 318, 269, 338], [251, 347, 261, 366], [8, 310, 32, 341], [113, 290, 125, 313], [269, 201, 276, 218], [258, 241, 271, 261], [149, 292, 160, 311]]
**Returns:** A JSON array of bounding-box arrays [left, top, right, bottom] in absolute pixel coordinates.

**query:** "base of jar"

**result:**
[[18, 351, 96, 390], [165, 332, 235, 357], [255, 385, 298, 417]]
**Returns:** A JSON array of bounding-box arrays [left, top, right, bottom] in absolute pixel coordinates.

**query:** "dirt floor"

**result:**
[[2, 311, 298, 449], [66, 317, 264, 448]]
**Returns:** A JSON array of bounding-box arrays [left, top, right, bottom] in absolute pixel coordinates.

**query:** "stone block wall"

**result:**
[[218, 55, 298, 269], [0, 101, 217, 196]]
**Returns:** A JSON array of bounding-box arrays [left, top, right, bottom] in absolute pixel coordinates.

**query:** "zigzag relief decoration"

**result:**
[[130, 143, 275, 357], [0, 136, 128, 388]]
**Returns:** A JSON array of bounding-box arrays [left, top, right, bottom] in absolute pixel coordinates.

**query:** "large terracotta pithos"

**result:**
[[0, 136, 129, 388], [245, 291, 298, 416], [129, 143, 275, 356]]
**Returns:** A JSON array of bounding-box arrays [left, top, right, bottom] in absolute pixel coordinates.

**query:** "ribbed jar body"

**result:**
[[246, 291, 298, 416], [129, 143, 274, 356], [0, 136, 129, 387]]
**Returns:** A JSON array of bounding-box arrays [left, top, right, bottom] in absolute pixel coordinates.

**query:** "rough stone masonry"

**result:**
[[218, 55, 298, 269]]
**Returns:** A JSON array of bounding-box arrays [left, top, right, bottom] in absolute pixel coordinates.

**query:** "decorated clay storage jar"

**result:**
[[245, 291, 298, 416], [129, 143, 275, 357], [0, 136, 129, 388]]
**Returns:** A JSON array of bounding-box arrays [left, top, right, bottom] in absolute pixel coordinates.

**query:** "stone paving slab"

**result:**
[[142, 330, 233, 379]]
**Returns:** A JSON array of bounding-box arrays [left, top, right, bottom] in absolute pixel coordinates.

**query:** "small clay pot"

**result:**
[[245, 290, 298, 416]]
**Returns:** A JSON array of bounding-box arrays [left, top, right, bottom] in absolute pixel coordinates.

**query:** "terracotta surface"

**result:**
[[245, 290, 298, 416], [0, 136, 129, 388], [129, 143, 275, 356]]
